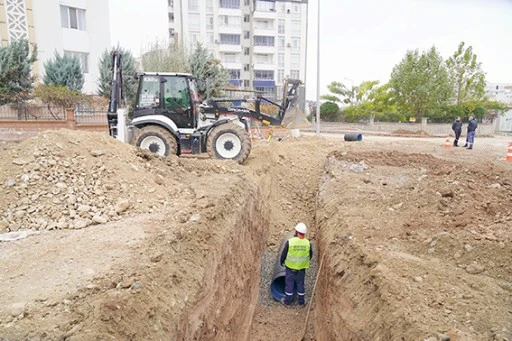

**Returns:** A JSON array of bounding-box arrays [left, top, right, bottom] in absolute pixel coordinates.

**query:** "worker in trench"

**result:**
[[280, 223, 313, 306]]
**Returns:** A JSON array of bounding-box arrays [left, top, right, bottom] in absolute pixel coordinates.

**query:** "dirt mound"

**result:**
[[0, 130, 243, 233], [392, 128, 430, 136]]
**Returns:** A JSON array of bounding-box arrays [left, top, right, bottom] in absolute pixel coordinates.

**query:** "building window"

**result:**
[[254, 70, 274, 80], [278, 37, 285, 50], [290, 53, 300, 68], [190, 32, 199, 45], [189, 14, 200, 30], [290, 70, 300, 79], [254, 54, 273, 64], [206, 0, 213, 12], [291, 20, 301, 36], [255, 1, 275, 12], [207, 33, 214, 45], [244, 79, 250, 87], [220, 0, 240, 9], [206, 15, 214, 30], [254, 19, 273, 30], [255, 86, 274, 97], [60, 5, 86, 31], [168, 0, 174, 6], [244, 0, 250, 5], [254, 35, 274, 46], [223, 53, 238, 63], [228, 69, 241, 79], [244, 47, 250, 55], [244, 15, 250, 23], [168, 13, 175, 22], [64, 50, 89, 73], [244, 64, 250, 71], [244, 31, 250, 39], [277, 69, 284, 83], [278, 53, 284, 68], [220, 15, 241, 28], [278, 19, 285, 34], [220, 34, 241, 45], [189, 0, 199, 11], [291, 37, 301, 50]]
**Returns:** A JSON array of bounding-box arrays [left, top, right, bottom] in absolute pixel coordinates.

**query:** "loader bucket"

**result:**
[[281, 103, 311, 129]]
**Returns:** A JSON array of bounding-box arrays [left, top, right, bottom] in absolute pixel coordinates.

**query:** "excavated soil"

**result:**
[[0, 130, 511, 341]]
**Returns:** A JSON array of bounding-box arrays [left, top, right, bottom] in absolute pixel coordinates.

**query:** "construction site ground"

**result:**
[[0, 130, 511, 341]]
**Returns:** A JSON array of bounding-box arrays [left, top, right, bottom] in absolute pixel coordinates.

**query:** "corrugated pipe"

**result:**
[[270, 232, 297, 301]]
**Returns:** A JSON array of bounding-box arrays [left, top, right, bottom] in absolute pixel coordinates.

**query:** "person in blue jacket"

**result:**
[[464, 115, 478, 150], [280, 223, 313, 306]]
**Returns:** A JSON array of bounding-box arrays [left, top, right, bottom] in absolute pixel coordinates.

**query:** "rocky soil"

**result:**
[[0, 129, 511, 340]]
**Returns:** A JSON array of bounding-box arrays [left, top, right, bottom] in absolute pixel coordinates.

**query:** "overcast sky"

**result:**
[[110, 0, 512, 100]]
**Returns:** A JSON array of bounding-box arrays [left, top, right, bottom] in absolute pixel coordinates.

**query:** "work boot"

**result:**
[[453, 141, 459, 147], [463, 143, 468, 147], [280, 298, 290, 307], [467, 145, 473, 150]]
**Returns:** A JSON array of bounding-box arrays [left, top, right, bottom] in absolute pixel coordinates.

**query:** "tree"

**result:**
[[389, 46, 453, 118], [35, 84, 86, 110], [97, 46, 138, 105], [43, 51, 84, 92], [322, 81, 357, 104], [446, 42, 486, 105], [320, 101, 340, 121], [0, 39, 37, 104], [140, 40, 188, 73], [188, 43, 229, 98]]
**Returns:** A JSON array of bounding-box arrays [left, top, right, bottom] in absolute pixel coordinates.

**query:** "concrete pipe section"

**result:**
[[270, 232, 297, 301], [344, 133, 363, 142]]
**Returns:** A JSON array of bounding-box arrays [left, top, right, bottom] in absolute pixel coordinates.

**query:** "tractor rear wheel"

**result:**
[[207, 122, 251, 164], [132, 125, 178, 157]]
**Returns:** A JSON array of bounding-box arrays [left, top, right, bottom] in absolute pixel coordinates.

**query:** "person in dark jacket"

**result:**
[[452, 116, 462, 147], [464, 115, 478, 149], [280, 223, 313, 306]]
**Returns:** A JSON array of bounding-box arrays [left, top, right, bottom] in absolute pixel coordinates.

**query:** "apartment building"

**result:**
[[486, 82, 512, 132], [168, 0, 308, 100], [0, 0, 110, 93]]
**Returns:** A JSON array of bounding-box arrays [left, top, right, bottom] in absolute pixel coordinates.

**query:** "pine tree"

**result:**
[[43, 51, 84, 92], [188, 43, 229, 98], [97, 46, 138, 105], [0, 39, 37, 104]]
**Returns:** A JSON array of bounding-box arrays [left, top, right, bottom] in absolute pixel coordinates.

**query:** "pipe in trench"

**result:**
[[270, 232, 297, 301]]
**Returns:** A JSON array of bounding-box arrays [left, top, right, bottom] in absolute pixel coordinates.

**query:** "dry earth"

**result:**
[[0, 130, 511, 340]]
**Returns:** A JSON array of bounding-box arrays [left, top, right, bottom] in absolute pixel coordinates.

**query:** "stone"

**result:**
[[77, 205, 91, 212], [90, 150, 105, 157], [0, 219, 9, 231], [131, 281, 143, 290], [437, 333, 450, 341], [466, 263, 485, 275], [9, 223, 21, 232], [155, 174, 165, 185], [12, 157, 34, 166], [4, 177, 16, 187], [92, 215, 108, 224], [9, 302, 26, 317], [464, 244, 473, 252], [73, 220, 88, 229], [414, 276, 423, 283], [189, 213, 201, 222], [115, 199, 130, 213]]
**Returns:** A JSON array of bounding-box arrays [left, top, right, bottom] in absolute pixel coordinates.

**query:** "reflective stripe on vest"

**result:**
[[284, 237, 310, 270]]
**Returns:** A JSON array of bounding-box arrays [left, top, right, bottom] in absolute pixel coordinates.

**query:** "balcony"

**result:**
[[253, 10, 277, 20], [218, 7, 242, 16], [253, 63, 275, 71], [253, 45, 275, 54], [218, 44, 242, 53], [222, 62, 242, 70], [218, 25, 242, 35]]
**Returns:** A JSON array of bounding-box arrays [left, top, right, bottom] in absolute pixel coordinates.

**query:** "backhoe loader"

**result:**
[[107, 51, 310, 164]]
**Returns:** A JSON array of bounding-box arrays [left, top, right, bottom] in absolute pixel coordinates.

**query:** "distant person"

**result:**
[[280, 223, 313, 307], [464, 115, 478, 150], [452, 116, 462, 147]]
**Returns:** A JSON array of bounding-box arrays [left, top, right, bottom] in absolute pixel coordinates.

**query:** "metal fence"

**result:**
[[74, 110, 108, 125], [0, 105, 66, 120]]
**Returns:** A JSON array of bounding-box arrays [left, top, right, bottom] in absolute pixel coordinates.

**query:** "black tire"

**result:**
[[132, 125, 178, 157], [207, 122, 251, 164]]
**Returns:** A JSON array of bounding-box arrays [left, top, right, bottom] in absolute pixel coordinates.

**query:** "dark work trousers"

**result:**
[[284, 267, 306, 305], [453, 129, 461, 146]]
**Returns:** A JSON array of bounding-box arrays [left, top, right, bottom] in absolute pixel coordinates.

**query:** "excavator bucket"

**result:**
[[281, 102, 311, 129]]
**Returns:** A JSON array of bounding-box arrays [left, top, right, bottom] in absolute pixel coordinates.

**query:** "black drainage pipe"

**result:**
[[270, 232, 297, 301], [344, 133, 363, 142]]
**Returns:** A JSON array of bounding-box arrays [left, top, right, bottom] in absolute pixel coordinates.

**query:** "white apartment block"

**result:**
[[168, 0, 308, 100], [486, 82, 512, 132], [0, 0, 110, 94]]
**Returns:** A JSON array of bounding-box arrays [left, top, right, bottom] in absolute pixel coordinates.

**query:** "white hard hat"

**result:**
[[295, 222, 307, 234]]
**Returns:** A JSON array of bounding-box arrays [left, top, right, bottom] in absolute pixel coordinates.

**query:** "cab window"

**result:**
[[137, 76, 160, 109], [163, 76, 190, 111]]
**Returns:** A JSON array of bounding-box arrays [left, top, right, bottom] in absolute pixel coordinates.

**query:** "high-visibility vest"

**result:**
[[285, 237, 310, 270]]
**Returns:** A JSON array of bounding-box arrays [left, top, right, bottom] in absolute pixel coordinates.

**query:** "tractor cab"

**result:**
[[134, 73, 200, 129]]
